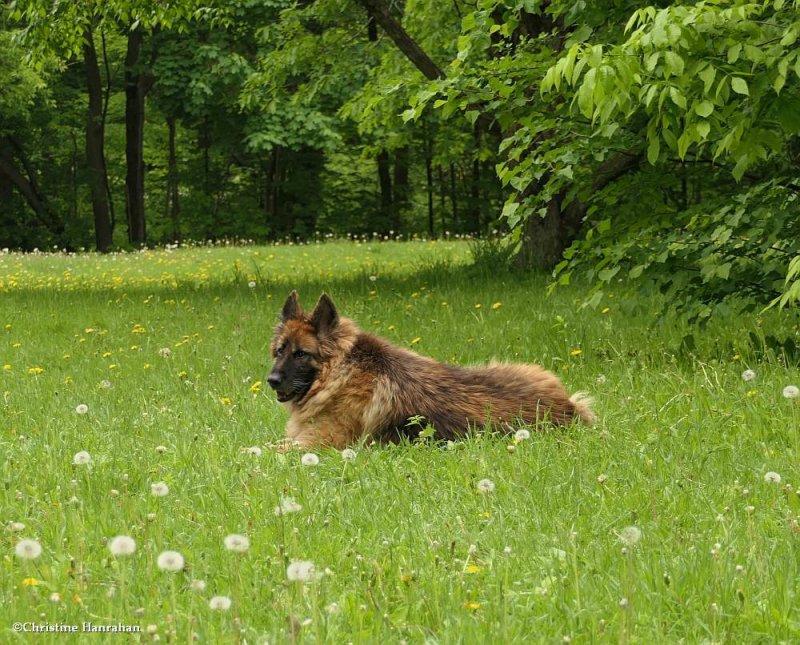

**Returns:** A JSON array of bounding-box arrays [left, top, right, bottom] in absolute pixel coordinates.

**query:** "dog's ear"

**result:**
[[281, 290, 302, 322], [310, 293, 339, 336]]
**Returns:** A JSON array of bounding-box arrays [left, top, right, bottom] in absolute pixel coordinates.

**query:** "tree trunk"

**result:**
[[356, 0, 444, 80], [393, 146, 409, 222], [449, 162, 458, 228], [425, 138, 434, 236], [376, 149, 392, 231], [83, 28, 113, 253], [124, 27, 148, 246], [166, 116, 181, 243]]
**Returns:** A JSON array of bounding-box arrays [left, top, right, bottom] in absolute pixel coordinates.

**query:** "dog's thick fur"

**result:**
[[268, 291, 594, 449]]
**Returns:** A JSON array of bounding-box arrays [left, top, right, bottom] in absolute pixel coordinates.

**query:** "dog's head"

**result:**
[[268, 291, 339, 403]]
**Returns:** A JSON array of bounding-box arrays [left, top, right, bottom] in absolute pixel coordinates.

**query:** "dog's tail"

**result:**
[[569, 392, 596, 425]]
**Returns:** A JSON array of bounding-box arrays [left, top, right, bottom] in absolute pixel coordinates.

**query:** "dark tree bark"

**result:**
[[393, 146, 409, 212], [356, 0, 445, 80], [83, 28, 113, 252], [425, 137, 434, 236], [166, 116, 181, 243], [449, 162, 458, 228], [376, 149, 392, 229], [124, 27, 150, 246]]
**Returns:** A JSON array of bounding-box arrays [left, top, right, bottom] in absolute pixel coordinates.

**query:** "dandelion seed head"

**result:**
[[15, 538, 42, 560], [155, 445, 167, 454], [72, 450, 91, 465], [75, 404, 88, 415], [158, 347, 172, 358], [301, 453, 320, 466], [156, 550, 184, 572], [190, 579, 206, 592], [619, 526, 642, 546], [341, 448, 357, 462], [150, 482, 169, 497], [273, 496, 302, 516], [764, 471, 781, 484], [49, 592, 61, 603], [619, 597, 628, 608], [209, 595, 232, 611], [108, 535, 136, 556], [514, 429, 530, 441], [782, 385, 799, 399], [286, 560, 318, 583], [9, 521, 25, 532], [741, 369, 756, 382], [247, 281, 256, 289], [223, 533, 250, 553], [476, 478, 495, 494], [597, 473, 608, 484], [245, 446, 262, 456]]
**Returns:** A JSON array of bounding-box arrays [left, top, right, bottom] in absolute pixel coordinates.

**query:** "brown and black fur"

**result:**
[[268, 291, 594, 449]]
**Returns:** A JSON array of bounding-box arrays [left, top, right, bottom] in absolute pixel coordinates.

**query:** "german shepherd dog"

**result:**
[[268, 291, 594, 449]]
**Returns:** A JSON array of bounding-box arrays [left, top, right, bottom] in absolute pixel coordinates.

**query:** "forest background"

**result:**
[[2, 0, 800, 321]]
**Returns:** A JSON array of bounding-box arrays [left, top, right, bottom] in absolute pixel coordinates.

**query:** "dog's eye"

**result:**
[[275, 345, 286, 357], [293, 349, 307, 358]]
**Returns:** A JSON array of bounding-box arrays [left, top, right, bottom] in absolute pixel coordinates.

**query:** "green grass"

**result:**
[[1, 241, 799, 643]]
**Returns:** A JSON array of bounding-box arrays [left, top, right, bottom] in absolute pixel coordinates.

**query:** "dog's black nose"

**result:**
[[267, 373, 282, 390]]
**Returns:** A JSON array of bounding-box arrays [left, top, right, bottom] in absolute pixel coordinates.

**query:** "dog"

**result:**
[[268, 291, 594, 449]]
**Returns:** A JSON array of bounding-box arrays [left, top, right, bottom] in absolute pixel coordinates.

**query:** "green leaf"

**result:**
[[670, 87, 686, 109], [731, 77, 749, 96], [699, 66, 716, 94], [647, 136, 660, 165], [695, 100, 714, 118], [696, 120, 710, 139], [727, 43, 741, 64]]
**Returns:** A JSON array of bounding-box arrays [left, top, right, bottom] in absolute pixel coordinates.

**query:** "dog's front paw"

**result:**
[[270, 438, 303, 453]]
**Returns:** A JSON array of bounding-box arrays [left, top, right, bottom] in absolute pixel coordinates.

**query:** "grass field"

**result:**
[[1, 240, 799, 643]]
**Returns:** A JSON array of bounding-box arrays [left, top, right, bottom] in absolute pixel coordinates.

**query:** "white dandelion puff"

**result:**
[[476, 479, 495, 494], [286, 560, 318, 583], [209, 595, 232, 611], [223, 533, 250, 553], [618, 526, 642, 546], [341, 448, 357, 462], [150, 482, 169, 497], [75, 404, 89, 415], [274, 496, 302, 516], [301, 453, 320, 466], [155, 445, 167, 454], [741, 369, 756, 382], [49, 592, 61, 603], [156, 550, 184, 572], [190, 579, 206, 592], [514, 429, 531, 441], [764, 471, 782, 484], [72, 450, 92, 465], [15, 538, 42, 560], [248, 281, 256, 289], [158, 347, 172, 358], [9, 521, 25, 532], [782, 385, 799, 399], [100, 380, 112, 389], [108, 535, 136, 557], [245, 446, 262, 456]]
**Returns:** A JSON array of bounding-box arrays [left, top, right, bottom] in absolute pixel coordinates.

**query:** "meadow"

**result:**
[[1, 240, 799, 643]]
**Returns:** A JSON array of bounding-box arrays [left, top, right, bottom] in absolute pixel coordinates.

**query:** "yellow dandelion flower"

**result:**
[[388, 325, 396, 331], [4, 324, 10, 330], [207, 324, 215, 330], [22, 577, 39, 586], [27, 367, 44, 375], [570, 349, 583, 356], [464, 601, 480, 610], [108, 364, 117, 370], [178, 370, 188, 378], [465, 564, 482, 574], [13, 342, 21, 348], [72, 593, 82, 604], [131, 324, 145, 334], [491, 302, 502, 310], [3, 364, 11, 371], [62, 354, 70, 360], [85, 328, 96, 334], [102, 351, 112, 358], [220, 397, 232, 405], [144, 363, 151, 369], [474, 304, 482, 309], [410, 337, 422, 345], [130, 345, 139, 351], [249, 381, 262, 394], [746, 389, 757, 397], [64, 376, 73, 384], [601, 307, 610, 314]]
